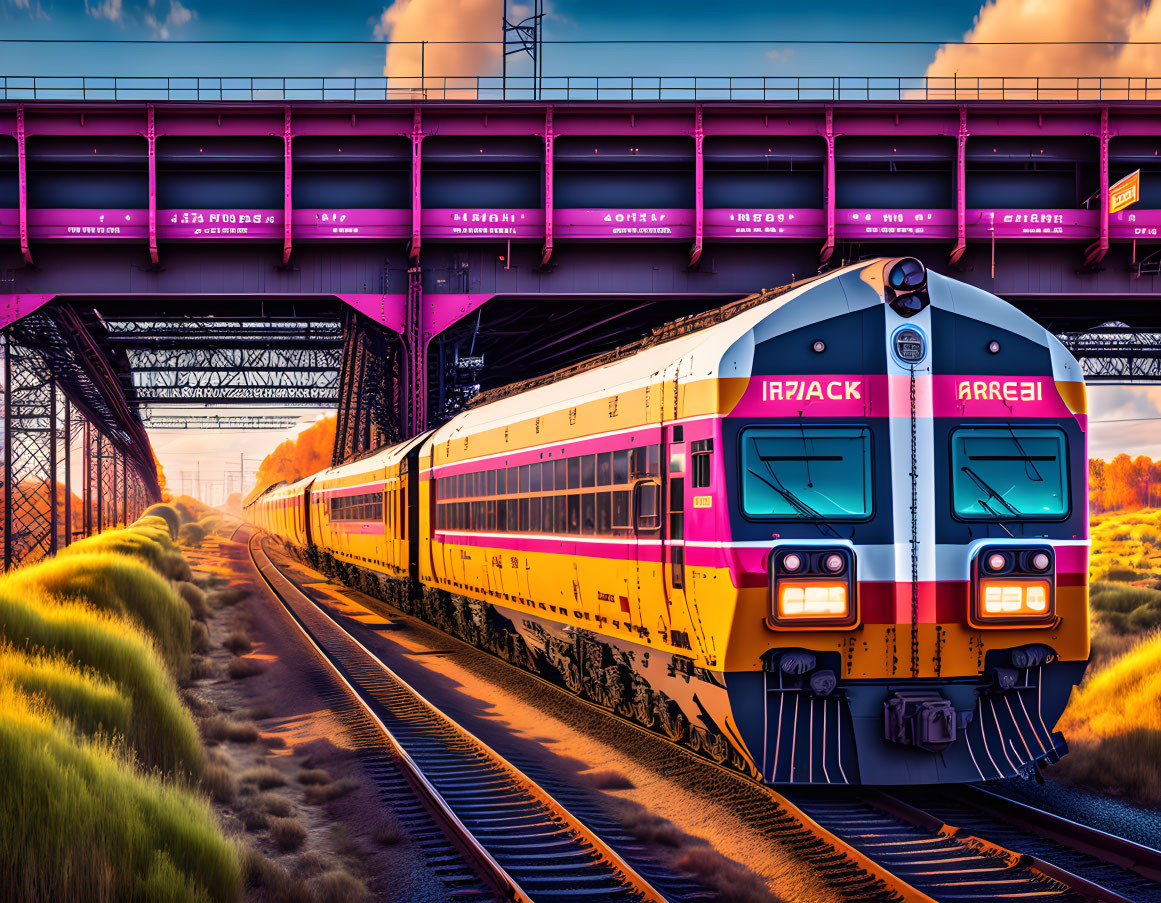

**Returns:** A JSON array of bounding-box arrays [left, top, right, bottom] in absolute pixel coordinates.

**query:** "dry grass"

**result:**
[[202, 762, 238, 804], [202, 715, 259, 744], [211, 587, 249, 608], [189, 655, 216, 681], [675, 847, 773, 903], [222, 629, 253, 655], [372, 815, 405, 847], [269, 816, 308, 851], [621, 810, 683, 847], [227, 657, 265, 679], [308, 869, 371, 903], [1053, 508, 1161, 802], [297, 768, 333, 786], [190, 620, 211, 655], [304, 778, 359, 805], [582, 769, 636, 790], [176, 581, 211, 621], [241, 765, 287, 790], [257, 793, 294, 817]]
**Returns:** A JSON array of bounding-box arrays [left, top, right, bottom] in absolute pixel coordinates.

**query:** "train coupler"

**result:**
[[883, 691, 958, 753]]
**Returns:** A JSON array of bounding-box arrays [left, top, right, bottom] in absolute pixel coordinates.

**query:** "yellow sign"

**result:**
[[693, 496, 713, 509], [1110, 169, 1141, 214]]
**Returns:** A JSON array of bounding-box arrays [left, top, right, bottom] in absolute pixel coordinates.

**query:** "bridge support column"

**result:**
[[405, 264, 427, 436], [147, 105, 158, 266], [410, 108, 423, 261], [1085, 107, 1110, 266], [282, 107, 293, 266], [63, 395, 71, 547], [951, 106, 968, 265], [690, 104, 704, 268], [541, 105, 554, 267], [821, 106, 835, 265], [16, 105, 32, 266], [332, 309, 403, 465]]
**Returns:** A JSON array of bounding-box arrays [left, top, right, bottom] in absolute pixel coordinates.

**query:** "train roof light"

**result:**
[[885, 257, 929, 318]]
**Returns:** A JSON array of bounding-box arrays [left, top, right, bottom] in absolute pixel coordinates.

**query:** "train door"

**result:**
[[303, 483, 313, 546], [661, 359, 690, 638]]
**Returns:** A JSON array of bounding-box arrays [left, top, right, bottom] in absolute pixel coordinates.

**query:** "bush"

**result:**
[[202, 716, 260, 745], [11, 553, 192, 679], [0, 681, 241, 903], [60, 527, 174, 577], [141, 504, 181, 539], [269, 817, 307, 851], [176, 582, 211, 621], [0, 586, 202, 777], [179, 522, 210, 548], [1101, 566, 1148, 583], [241, 766, 286, 790], [222, 630, 252, 655], [227, 658, 265, 680]]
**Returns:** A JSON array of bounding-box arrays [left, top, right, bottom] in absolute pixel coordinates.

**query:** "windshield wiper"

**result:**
[[961, 465, 1021, 517], [977, 499, 1015, 536], [746, 466, 823, 520], [1005, 424, 1044, 482]]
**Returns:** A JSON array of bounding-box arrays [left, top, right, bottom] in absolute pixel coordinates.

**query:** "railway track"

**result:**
[[247, 529, 677, 903], [248, 531, 1161, 903]]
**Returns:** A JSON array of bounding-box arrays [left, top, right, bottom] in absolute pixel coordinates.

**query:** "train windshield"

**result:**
[[951, 426, 1068, 520], [740, 426, 873, 520]]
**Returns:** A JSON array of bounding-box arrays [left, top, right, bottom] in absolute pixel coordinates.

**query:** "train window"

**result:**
[[507, 467, 518, 495], [692, 439, 713, 488], [567, 495, 581, 533], [597, 453, 612, 486], [612, 490, 630, 528], [530, 464, 542, 492], [951, 426, 1068, 520], [506, 499, 518, 530], [497, 498, 508, 531], [530, 497, 542, 532], [581, 494, 596, 534], [542, 497, 554, 532], [555, 495, 568, 533], [740, 426, 873, 520], [635, 482, 661, 531], [567, 457, 581, 489], [581, 456, 596, 488], [488, 469, 498, 496], [519, 498, 530, 531], [520, 465, 530, 493], [542, 461, 554, 489], [457, 473, 465, 498], [613, 450, 630, 484], [487, 500, 497, 531], [496, 467, 506, 496], [596, 492, 612, 533], [555, 459, 567, 490]]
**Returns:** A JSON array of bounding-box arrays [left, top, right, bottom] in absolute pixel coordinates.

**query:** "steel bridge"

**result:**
[[4, 94, 1161, 565]]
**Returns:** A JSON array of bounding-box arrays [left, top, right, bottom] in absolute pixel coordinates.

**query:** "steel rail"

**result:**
[[269, 540, 933, 902], [949, 785, 1161, 885], [260, 539, 1161, 903], [246, 530, 667, 903], [856, 788, 1137, 903]]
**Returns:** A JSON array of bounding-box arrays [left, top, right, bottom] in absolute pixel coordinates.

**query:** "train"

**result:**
[[246, 257, 1090, 786]]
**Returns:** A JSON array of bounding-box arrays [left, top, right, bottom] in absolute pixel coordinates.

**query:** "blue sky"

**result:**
[[0, 0, 990, 79]]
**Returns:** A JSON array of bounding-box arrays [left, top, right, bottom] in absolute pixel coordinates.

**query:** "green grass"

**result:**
[[0, 681, 241, 903], [0, 517, 244, 901], [10, 552, 192, 679], [0, 585, 202, 776]]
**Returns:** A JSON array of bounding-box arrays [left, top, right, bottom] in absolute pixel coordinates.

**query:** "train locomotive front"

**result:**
[[710, 258, 1089, 784], [248, 257, 1089, 786]]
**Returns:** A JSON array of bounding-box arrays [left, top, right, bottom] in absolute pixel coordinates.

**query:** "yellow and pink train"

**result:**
[[246, 257, 1090, 785]]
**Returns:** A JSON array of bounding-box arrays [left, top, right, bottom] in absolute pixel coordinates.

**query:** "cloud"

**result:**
[[144, 0, 196, 39], [1089, 385, 1161, 460], [764, 47, 794, 63], [85, 0, 124, 21], [924, 0, 1161, 95], [374, 0, 502, 98]]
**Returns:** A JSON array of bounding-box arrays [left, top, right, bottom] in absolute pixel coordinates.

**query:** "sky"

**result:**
[[5, 0, 1161, 494]]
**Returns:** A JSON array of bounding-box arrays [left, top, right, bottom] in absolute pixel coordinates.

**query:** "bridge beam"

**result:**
[[282, 106, 292, 266], [541, 105, 554, 267], [690, 104, 704, 268], [951, 106, 967, 265], [147, 105, 158, 266], [820, 106, 835, 265], [1084, 106, 1110, 267], [16, 105, 31, 266]]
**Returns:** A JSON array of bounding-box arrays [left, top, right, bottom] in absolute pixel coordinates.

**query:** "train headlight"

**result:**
[[769, 548, 858, 629], [777, 582, 848, 618], [971, 546, 1055, 627], [979, 579, 1052, 618]]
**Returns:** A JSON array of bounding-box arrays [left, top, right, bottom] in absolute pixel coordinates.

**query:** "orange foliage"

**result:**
[[251, 416, 336, 499], [152, 450, 170, 502], [1090, 454, 1161, 512]]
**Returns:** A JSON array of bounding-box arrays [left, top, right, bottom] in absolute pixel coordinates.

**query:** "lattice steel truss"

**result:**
[[103, 317, 343, 407], [0, 326, 157, 569], [1057, 328, 1161, 381], [333, 309, 403, 466], [140, 413, 302, 430]]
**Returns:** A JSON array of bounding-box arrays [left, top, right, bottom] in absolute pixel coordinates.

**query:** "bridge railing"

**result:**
[[6, 74, 1161, 103]]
